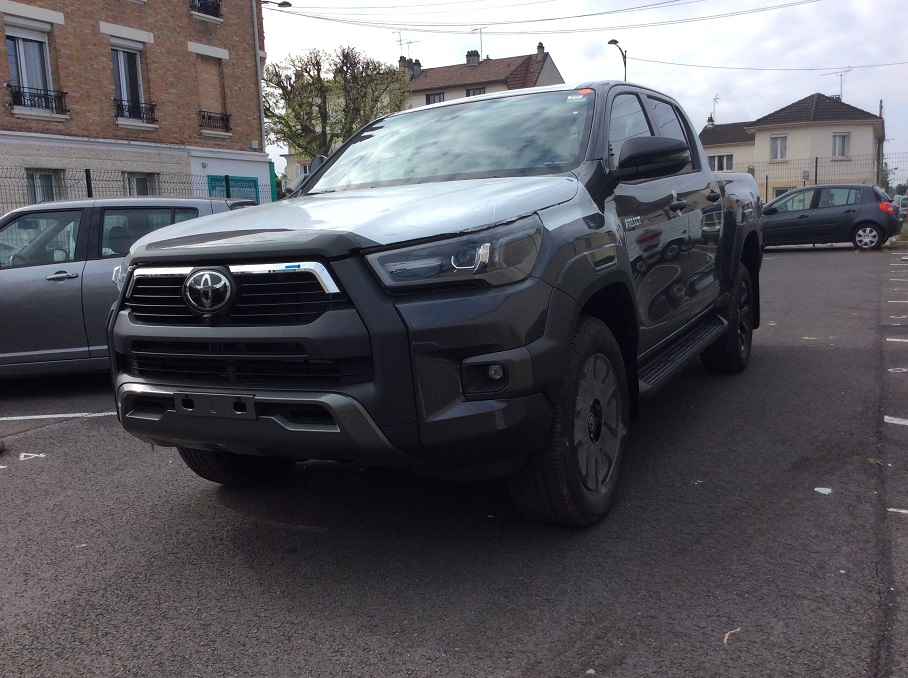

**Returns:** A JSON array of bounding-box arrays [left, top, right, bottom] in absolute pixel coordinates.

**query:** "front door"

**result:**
[[0, 208, 89, 365]]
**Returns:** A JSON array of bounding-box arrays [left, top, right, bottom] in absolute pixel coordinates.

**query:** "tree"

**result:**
[[263, 47, 410, 160]]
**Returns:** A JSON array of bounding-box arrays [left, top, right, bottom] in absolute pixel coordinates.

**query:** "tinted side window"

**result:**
[[650, 99, 687, 144], [775, 189, 814, 213], [101, 207, 176, 257], [0, 209, 83, 268], [649, 98, 694, 171], [817, 187, 859, 208], [607, 94, 652, 169]]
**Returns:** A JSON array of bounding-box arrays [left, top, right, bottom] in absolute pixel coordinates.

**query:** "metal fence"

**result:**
[[0, 167, 276, 215], [2, 152, 905, 216], [720, 152, 908, 200]]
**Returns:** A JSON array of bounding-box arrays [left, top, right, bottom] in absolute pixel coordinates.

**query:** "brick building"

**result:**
[[0, 0, 273, 210]]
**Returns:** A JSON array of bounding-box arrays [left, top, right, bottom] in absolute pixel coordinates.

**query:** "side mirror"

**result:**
[[610, 137, 692, 182], [763, 206, 779, 216]]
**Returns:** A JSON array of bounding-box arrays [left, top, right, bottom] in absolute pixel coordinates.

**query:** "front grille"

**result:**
[[122, 340, 374, 388], [124, 263, 350, 326]]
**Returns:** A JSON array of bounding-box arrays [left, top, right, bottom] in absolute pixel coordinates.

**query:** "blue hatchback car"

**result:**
[[762, 183, 899, 250]]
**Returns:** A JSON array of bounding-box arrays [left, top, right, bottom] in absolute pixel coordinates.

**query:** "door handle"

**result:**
[[670, 199, 688, 212], [46, 271, 79, 282], [706, 190, 721, 203], [845, 209, 856, 213], [797, 214, 809, 219]]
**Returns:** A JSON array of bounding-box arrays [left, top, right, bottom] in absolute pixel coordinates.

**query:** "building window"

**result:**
[[832, 133, 849, 158], [770, 135, 787, 160], [196, 54, 230, 131], [426, 93, 444, 105], [112, 47, 156, 123], [708, 154, 734, 171], [5, 27, 67, 114], [124, 172, 158, 196], [26, 169, 60, 203], [466, 87, 485, 97], [190, 0, 222, 19]]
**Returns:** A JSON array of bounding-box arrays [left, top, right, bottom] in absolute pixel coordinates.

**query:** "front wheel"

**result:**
[[701, 265, 753, 374], [177, 447, 296, 486], [507, 317, 629, 526], [852, 223, 884, 250]]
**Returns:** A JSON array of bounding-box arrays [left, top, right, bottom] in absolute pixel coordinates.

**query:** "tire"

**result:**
[[507, 317, 629, 526], [852, 223, 884, 250], [700, 265, 753, 374], [177, 447, 296, 486]]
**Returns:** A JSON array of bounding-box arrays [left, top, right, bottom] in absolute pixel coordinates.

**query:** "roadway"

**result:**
[[1, 243, 907, 677]]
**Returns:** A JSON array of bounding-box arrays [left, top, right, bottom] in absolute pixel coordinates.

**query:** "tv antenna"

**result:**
[[822, 68, 851, 99], [471, 26, 488, 57], [393, 31, 420, 58], [712, 94, 719, 120]]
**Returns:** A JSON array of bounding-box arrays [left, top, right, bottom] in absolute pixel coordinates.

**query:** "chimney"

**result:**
[[412, 59, 421, 78], [706, 114, 715, 129], [536, 42, 545, 62], [466, 49, 480, 66]]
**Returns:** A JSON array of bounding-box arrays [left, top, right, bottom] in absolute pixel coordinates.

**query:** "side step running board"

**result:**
[[638, 313, 728, 398]]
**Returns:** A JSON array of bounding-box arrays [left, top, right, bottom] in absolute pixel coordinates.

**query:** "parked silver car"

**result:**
[[0, 196, 254, 377]]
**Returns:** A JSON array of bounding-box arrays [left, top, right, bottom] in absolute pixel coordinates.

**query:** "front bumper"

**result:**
[[110, 258, 576, 476]]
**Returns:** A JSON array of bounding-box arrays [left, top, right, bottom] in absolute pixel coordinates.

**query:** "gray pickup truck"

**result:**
[[109, 82, 762, 526]]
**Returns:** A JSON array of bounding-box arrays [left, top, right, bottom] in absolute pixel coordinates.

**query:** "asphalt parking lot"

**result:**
[[3, 243, 908, 676]]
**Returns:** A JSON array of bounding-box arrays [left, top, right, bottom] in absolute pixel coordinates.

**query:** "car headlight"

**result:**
[[366, 216, 543, 288]]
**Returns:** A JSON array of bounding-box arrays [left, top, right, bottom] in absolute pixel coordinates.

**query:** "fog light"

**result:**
[[487, 364, 505, 380]]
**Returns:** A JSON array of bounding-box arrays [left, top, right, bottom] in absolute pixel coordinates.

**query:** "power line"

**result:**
[[628, 56, 908, 72], [270, 0, 824, 34]]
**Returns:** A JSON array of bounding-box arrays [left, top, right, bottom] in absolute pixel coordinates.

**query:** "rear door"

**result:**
[[81, 205, 202, 357], [0, 208, 89, 366], [604, 90, 691, 353], [645, 94, 719, 320]]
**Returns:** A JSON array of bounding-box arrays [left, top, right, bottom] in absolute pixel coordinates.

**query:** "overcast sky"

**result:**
[[261, 0, 908, 186]]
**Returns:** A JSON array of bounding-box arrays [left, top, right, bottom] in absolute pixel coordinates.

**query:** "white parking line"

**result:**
[[887, 338, 908, 343], [888, 508, 908, 514], [0, 411, 116, 422], [885, 416, 908, 426]]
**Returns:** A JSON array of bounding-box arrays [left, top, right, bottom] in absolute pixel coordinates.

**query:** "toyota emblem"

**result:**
[[183, 269, 233, 314]]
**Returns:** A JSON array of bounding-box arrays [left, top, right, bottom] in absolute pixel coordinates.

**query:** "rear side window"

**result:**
[[607, 94, 652, 169], [175, 208, 199, 223], [817, 187, 859, 208], [649, 98, 694, 171], [101, 207, 196, 257]]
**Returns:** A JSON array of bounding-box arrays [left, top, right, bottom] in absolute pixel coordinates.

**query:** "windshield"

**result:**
[[308, 89, 595, 192]]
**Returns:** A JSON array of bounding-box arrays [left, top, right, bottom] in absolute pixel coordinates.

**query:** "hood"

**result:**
[[130, 176, 579, 262]]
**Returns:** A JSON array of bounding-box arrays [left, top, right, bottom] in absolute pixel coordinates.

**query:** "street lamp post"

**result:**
[[261, 1, 292, 6], [607, 39, 626, 81]]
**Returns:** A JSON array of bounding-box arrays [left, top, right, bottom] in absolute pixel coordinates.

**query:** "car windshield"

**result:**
[[308, 89, 595, 192]]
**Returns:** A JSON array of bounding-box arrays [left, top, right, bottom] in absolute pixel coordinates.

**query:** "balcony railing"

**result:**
[[6, 84, 69, 114], [199, 110, 231, 132], [115, 99, 157, 124], [189, 0, 222, 18]]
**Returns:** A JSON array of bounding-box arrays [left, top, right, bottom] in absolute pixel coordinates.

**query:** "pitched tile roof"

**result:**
[[699, 122, 755, 146], [406, 52, 550, 93], [750, 93, 881, 127]]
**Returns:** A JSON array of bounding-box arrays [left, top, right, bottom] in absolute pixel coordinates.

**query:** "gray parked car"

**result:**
[[762, 183, 899, 250], [0, 196, 253, 377]]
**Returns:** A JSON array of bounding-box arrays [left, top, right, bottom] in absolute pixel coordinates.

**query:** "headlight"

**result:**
[[366, 216, 543, 288]]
